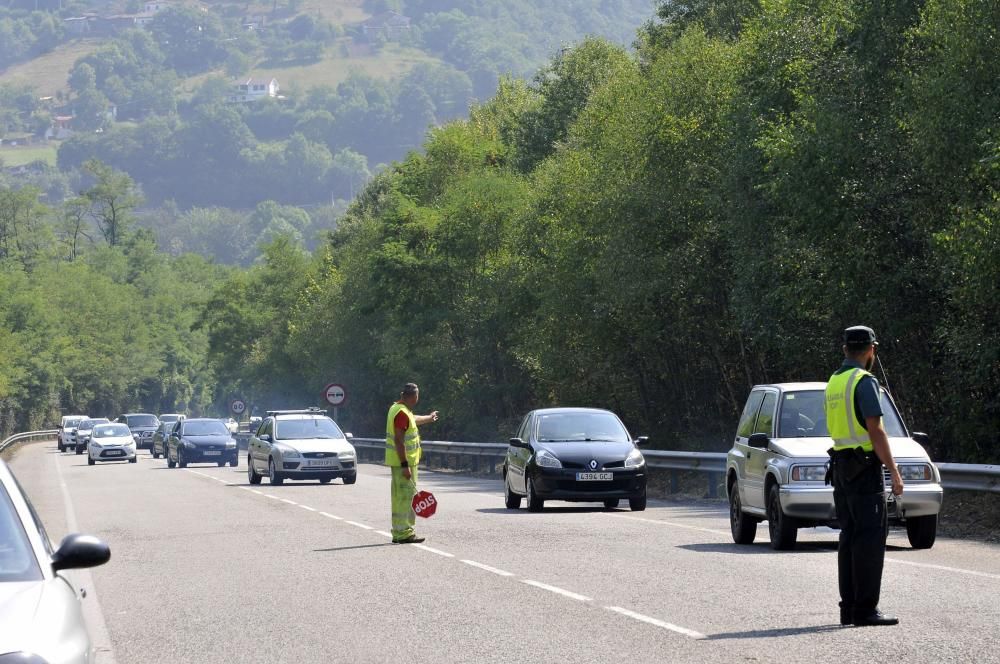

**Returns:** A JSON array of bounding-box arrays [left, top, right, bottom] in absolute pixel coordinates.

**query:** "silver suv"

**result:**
[[726, 382, 943, 550]]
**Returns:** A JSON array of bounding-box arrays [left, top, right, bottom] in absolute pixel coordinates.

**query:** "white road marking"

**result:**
[[606, 606, 706, 640], [413, 544, 455, 558], [265, 494, 281, 500], [375, 530, 393, 538], [299, 505, 317, 512], [461, 559, 514, 577], [521, 580, 591, 602], [251, 490, 264, 495], [319, 512, 343, 520], [280, 498, 297, 505], [346, 520, 373, 530], [606, 513, 730, 537], [238, 486, 253, 492], [885, 557, 1000, 580], [53, 452, 118, 664]]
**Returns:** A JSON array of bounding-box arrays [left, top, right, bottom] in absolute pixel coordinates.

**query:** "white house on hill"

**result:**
[[231, 78, 280, 103]]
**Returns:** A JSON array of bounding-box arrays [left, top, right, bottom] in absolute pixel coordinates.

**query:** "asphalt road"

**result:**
[[9, 441, 1000, 664]]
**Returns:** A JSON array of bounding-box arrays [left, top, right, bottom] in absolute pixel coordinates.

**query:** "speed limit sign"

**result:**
[[230, 399, 246, 415]]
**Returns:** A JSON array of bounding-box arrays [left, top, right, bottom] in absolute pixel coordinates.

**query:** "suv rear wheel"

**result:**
[[767, 483, 798, 550], [905, 514, 937, 549], [729, 482, 758, 544]]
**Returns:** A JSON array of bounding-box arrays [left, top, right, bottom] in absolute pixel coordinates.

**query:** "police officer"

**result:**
[[825, 325, 904, 627], [385, 383, 439, 544]]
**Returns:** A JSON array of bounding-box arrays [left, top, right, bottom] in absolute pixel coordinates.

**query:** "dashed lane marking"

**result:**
[[606, 606, 706, 640], [299, 505, 317, 512], [413, 544, 454, 558], [265, 494, 281, 500], [605, 513, 730, 537], [885, 557, 1000, 581], [280, 498, 297, 505], [522, 580, 591, 602], [461, 560, 514, 577], [346, 520, 373, 530], [319, 512, 343, 520]]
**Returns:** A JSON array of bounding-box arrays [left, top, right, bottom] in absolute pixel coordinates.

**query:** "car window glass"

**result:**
[[736, 391, 765, 438], [879, 390, 907, 437], [0, 483, 44, 582], [275, 418, 343, 440], [515, 416, 529, 441], [753, 392, 778, 435], [94, 425, 130, 438], [534, 412, 629, 443], [183, 421, 229, 436], [126, 415, 159, 428], [778, 391, 827, 437]]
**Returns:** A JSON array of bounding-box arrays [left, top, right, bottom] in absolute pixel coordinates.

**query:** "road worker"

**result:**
[[386, 383, 439, 544]]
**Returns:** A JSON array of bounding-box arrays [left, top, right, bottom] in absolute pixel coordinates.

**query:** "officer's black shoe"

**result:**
[[853, 611, 899, 626], [392, 535, 426, 544], [840, 608, 852, 626]]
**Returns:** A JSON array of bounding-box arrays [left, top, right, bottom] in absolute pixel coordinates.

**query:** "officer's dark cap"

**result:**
[[844, 325, 878, 348]]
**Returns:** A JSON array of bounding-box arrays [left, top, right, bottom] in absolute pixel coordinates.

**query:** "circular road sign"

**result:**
[[230, 399, 246, 415], [324, 383, 347, 406]]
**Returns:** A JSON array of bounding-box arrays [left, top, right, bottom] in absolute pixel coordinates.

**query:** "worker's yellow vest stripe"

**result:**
[[824, 368, 877, 452], [385, 402, 421, 466]]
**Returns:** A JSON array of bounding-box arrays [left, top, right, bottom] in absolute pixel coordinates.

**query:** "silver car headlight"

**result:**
[[898, 463, 932, 481], [339, 449, 356, 459], [277, 445, 301, 459], [624, 448, 645, 468], [225, 440, 236, 448], [535, 449, 562, 468], [791, 464, 828, 481], [89, 440, 103, 448]]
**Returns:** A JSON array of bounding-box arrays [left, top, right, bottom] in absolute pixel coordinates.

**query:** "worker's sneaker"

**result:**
[[392, 535, 426, 544], [853, 611, 899, 627]]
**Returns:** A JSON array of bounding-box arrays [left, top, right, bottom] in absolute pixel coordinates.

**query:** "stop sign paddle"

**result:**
[[412, 490, 437, 518]]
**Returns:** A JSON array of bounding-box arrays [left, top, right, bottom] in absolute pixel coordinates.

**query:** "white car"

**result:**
[[73, 418, 110, 455], [248, 409, 357, 485], [88, 423, 137, 465], [57, 415, 85, 452]]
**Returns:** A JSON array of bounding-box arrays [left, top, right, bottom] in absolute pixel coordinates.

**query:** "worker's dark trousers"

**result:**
[[833, 461, 887, 618]]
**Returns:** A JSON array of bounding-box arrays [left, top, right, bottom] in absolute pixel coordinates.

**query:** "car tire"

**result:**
[[129, 457, 137, 464], [76, 446, 83, 455], [229, 457, 238, 468], [905, 514, 937, 549], [525, 475, 544, 512], [178, 449, 187, 469], [87, 457, 95, 466], [767, 483, 798, 550], [319, 478, 332, 484], [504, 474, 522, 509], [268, 458, 283, 485], [248, 455, 262, 484], [152, 447, 160, 459], [628, 493, 646, 512], [343, 472, 357, 485], [729, 482, 758, 545], [167, 451, 176, 469], [217, 461, 225, 467], [58, 441, 64, 452], [603, 498, 620, 509]]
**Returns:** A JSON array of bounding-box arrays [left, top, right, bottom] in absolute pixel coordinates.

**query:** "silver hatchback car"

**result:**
[[726, 382, 943, 550], [0, 459, 111, 662], [248, 409, 357, 485]]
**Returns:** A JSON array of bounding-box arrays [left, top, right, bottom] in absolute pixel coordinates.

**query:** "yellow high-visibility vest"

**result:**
[[385, 402, 421, 466], [824, 368, 879, 452]]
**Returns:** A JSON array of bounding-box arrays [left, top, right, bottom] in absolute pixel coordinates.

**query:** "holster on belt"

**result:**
[[826, 447, 875, 485]]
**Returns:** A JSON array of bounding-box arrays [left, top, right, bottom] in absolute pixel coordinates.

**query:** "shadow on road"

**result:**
[[704, 624, 843, 640], [677, 541, 840, 554], [476, 506, 619, 515], [313, 543, 395, 553]]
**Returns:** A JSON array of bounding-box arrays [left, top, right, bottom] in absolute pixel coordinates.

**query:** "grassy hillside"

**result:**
[[251, 44, 440, 90], [0, 40, 104, 97]]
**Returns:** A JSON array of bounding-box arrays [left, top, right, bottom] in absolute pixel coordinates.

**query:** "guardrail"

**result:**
[[350, 437, 1000, 496], [0, 430, 59, 455]]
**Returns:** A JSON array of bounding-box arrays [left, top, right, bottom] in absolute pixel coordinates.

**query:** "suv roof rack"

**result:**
[[265, 407, 326, 416]]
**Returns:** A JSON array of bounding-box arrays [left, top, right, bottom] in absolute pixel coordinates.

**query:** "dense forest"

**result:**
[[1, 0, 998, 464]]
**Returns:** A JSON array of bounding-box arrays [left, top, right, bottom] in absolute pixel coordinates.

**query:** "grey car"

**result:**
[[248, 409, 357, 485], [726, 382, 944, 550], [115, 413, 160, 450], [73, 418, 109, 455], [0, 458, 111, 662]]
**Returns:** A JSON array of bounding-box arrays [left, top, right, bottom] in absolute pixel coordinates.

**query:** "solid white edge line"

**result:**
[[461, 559, 514, 577], [319, 512, 343, 520], [885, 557, 1000, 580], [521, 580, 591, 602], [237, 486, 253, 492], [606, 606, 706, 640], [280, 498, 297, 505], [346, 520, 373, 530], [265, 494, 280, 500], [53, 449, 118, 664], [413, 544, 454, 558], [299, 505, 317, 512]]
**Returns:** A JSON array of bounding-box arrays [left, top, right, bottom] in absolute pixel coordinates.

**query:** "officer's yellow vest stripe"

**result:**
[[385, 402, 421, 466], [825, 368, 877, 452]]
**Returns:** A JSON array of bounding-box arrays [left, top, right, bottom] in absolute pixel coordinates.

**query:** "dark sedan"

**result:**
[[150, 422, 172, 459], [167, 418, 238, 468], [503, 408, 648, 512]]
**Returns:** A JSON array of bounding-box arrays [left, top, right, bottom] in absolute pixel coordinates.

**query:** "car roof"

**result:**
[[753, 382, 828, 391], [529, 407, 619, 416], [181, 418, 225, 424], [123, 413, 157, 416], [272, 413, 330, 420]]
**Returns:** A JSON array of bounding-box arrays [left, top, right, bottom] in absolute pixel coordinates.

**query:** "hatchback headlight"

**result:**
[[277, 445, 301, 459], [89, 440, 103, 448], [225, 440, 236, 448], [535, 449, 562, 468], [791, 464, 828, 482], [624, 448, 645, 468], [339, 450, 356, 459], [898, 464, 932, 481]]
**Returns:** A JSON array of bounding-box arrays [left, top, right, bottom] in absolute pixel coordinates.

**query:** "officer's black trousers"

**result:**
[[833, 462, 887, 617]]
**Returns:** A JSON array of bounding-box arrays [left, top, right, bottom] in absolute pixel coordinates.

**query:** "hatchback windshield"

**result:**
[[79, 418, 109, 430], [778, 389, 906, 438], [93, 425, 130, 438], [126, 415, 159, 428], [183, 421, 229, 436], [0, 484, 42, 583], [535, 412, 630, 443], [276, 418, 344, 440]]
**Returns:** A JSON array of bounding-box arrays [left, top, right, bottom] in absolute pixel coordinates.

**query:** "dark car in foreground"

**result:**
[[150, 422, 172, 460], [0, 458, 111, 661], [167, 418, 238, 468], [503, 407, 648, 512], [115, 413, 160, 450]]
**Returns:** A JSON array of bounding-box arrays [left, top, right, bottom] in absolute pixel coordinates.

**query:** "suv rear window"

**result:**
[[126, 415, 159, 428]]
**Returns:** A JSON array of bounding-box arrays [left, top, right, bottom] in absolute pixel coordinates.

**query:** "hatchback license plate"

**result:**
[[576, 472, 613, 481], [307, 459, 336, 467], [203, 451, 221, 456], [105, 450, 123, 456]]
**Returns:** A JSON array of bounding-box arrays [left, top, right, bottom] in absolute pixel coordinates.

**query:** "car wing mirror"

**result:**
[[344, 432, 354, 439], [260, 434, 271, 443], [51, 534, 111, 572], [634, 436, 649, 447], [747, 433, 770, 449], [509, 437, 528, 449], [911, 431, 929, 447]]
